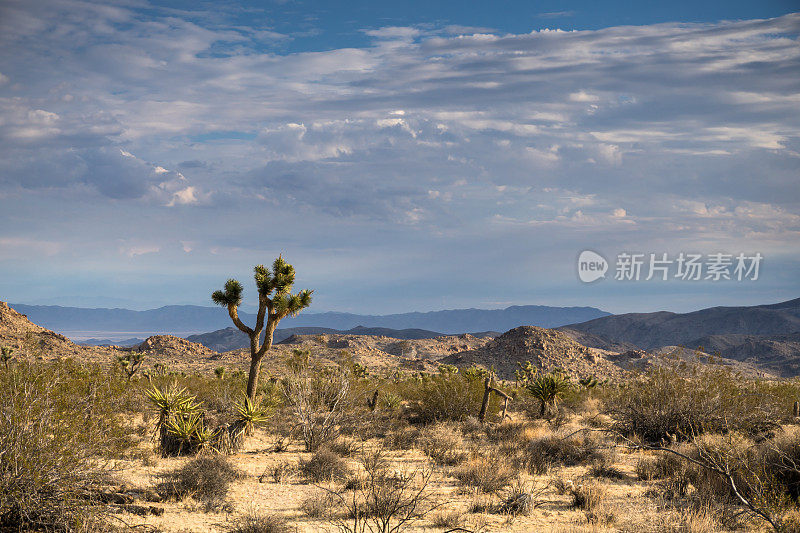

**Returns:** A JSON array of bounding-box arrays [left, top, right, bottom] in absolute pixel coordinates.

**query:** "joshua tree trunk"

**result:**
[[245, 323, 277, 400]]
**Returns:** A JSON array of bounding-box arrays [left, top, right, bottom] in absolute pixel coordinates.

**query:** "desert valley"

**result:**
[[4, 296, 800, 532]]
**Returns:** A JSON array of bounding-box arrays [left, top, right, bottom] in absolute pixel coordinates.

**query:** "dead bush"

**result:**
[[454, 453, 517, 493], [282, 359, 354, 452], [636, 451, 685, 481], [588, 453, 625, 480], [382, 422, 420, 450], [301, 491, 336, 519], [570, 481, 606, 512], [325, 447, 436, 533], [157, 454, 240, 507], [300, 448, 351, 482], [430, 509, 466, 529]]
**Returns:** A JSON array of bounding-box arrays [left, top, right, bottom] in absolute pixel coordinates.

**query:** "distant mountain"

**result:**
[[185, 325, 495, 352], [560, 297, 800, 376], [11, 303, 609, 338]]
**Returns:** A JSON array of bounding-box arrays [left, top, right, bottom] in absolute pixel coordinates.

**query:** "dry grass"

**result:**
[[430, 509, 466, 528], [525, 432, 603, 474], [418, 423, 469, 466]]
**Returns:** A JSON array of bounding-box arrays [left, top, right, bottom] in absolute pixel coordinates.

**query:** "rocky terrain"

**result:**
[[0, 300, 786, 379]]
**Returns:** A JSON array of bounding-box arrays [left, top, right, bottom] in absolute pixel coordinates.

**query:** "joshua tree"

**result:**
[[1, 346, 14, 370], [116, 351, 144, 381], [212, 256, 313, 400]]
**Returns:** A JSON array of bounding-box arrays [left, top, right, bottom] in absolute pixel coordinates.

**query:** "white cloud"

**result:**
[[569, 90, 599, 102]]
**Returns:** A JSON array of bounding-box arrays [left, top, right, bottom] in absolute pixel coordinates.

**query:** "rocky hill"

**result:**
[[440, 326, 627, 380], [0, 301, 119, 363], [185, 325, 462, 352]]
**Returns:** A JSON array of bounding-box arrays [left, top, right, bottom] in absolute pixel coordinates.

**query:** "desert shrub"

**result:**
[[328, 436, 358, 457], [396, 371, 499, 424], [570, 481, 606, 511], [228, 511, 292, 533], [525, 433, 603, 474], [430, 509, 466, 528], [382, 421, 420, 450], [588, 452, 625, 479], [454, 453, 516, 493], [636, 451, 685, 481], [0, 360, 133, 530], [300, 448, 351, 482], [301, 491, 336, 518], [606, 365, 781, 443], [282, 359, 354, 451], [326, 447, 435, 533], [418, 423, 469, 466], [262, 461, 297, 483], [158, 454, 240, 506], [484, 420, 528, 445], [497, 478, 547, 516]]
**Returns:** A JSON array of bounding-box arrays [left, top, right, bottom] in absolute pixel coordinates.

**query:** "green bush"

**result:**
[[0, 360, 133, 530], [605, 364, 782, 443], [394, 372, 499, 423]]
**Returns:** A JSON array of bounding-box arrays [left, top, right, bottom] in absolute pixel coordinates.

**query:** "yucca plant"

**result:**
[[579, 375, 599, 389], [145, 385, 201, 425], [234, 395, 272, 435], [164, 411, 218, 455], [526, 372, 571, 417], [145, 385, 203, 455]]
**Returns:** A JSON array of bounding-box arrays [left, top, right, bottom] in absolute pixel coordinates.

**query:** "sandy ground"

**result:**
[[108, 417, 740, 533]]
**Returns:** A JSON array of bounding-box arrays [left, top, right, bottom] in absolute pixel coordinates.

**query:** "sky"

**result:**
[[0, 0, 798, 315]]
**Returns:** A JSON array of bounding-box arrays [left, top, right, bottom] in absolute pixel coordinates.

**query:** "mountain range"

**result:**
[[559, 297, 800, 376], [10, 303, 610, 339]]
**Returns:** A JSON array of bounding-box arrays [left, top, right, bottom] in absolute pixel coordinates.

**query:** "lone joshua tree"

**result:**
[[212, 256, 313, 400]]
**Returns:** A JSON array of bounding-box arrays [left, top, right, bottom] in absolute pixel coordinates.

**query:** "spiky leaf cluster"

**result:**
[[211, 279, 244, 307], [526, 371, 571, 413], [145, 385, 201, 423], [234, 395, 272, 425], [255, 256, 296, 296], [164, 411, 217, 452]]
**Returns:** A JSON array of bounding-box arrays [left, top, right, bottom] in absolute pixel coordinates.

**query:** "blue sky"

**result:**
[[0, 0, 798, 314]]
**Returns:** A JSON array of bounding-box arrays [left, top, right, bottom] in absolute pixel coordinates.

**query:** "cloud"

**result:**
[[0, 3, 798, 311]]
